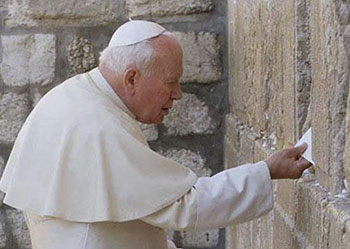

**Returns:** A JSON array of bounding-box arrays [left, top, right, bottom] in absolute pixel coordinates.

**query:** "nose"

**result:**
[[171, 83, 183, 100]]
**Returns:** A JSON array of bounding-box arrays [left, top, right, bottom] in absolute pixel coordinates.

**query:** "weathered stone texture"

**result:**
[[173, 32, 221, 84], [126, 0, 214, 18], [296, 0, 312, 137], [163, 93, 215, 136], [273, 209, 297, 249], [224, 114, 256, 168], [160, 149, 210, 176], [0, 34, 56, 88], [227, 0, 350, 249], [345, 92, 350, 191], [5, 0, 124, 27], [180, 229, 219, 248], [66, 37, 97, 76], [228, 0, 297, 148], [0, 93, 29, 145], [139, 123, 159, 141], [0, 157, 5, 184], [0, 0, 8, 11], [276, 180, 297, 218], [5, 209, 31, 248], [327, 200, 350, 249], [310, 0, 350, 192]]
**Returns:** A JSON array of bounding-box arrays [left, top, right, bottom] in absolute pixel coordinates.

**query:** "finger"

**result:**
[[296, 157, 312, 171], [288, 143, 308, 157]]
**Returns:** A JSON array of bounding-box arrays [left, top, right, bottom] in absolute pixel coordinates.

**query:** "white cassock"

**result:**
[[0, 68, 273, 249]]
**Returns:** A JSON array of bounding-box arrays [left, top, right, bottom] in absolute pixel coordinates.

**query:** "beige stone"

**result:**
[[227, 0, 297, 147], [276, 179, 297, 218], [250, 212, 274, 249], [225, 226, 237, 249], [0, 34, 56, 87], [173, 32, 221, 83], [5, 0, 123, 27], [159, 149, 211, 177], [310, 0, 350, 192], [327, 200, 350, 249], [126, 0, 213, 18], [163, 93, 215, 135], [296, 0, 312, 138], [273, 209, 297, 249], [0, 93, 30, 145], [295, 181, 330, 248], [235, 222, 253, 249]]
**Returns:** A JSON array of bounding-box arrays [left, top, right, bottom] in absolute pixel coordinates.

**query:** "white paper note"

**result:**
[[295, 128, 315, 165]]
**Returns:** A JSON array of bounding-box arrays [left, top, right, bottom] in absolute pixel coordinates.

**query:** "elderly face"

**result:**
[[132, 36, 183, 124]]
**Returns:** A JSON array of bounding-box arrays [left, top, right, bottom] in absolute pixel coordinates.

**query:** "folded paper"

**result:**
[[295, 128, 315, 165]]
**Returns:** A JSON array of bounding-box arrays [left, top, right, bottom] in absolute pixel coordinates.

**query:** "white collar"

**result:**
[[88, 68, 136, 119]]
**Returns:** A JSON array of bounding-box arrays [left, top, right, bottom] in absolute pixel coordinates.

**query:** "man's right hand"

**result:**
[[264, 143, 312, 179]]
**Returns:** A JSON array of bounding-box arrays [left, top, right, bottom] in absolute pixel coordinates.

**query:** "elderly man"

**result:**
[[0, 20, 311, 249]]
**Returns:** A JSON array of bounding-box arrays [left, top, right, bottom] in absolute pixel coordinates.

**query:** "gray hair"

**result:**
[[99, 31, 176, 77]]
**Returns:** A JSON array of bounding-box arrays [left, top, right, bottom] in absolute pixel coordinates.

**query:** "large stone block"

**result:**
[[0, 0, 8, 11], [227, 0, 296, 148], [276, 179, 297, 218], [5, 208, 31, 248], [126, 0, 214, 18], [0, 34, 56, 87], [234, 222, 253, 249], [0, 93, 30, 145], [163, 93, 215, 136], [295, 181, 330, 248], [310, 0, 350, 192], [66, 37, 97, 76], [327, 199, 350, 249], [5, 0, 124, 27], [173, 32, 221, 84], [225, 226, 237, 249], [159, 149, 211, 176], [345, 92, 350, 192], [180, 229, 219, 248], [0, 222, 6, 248], [296, 0, 312, 137], [250, 212, 274, 249], [273, 208, 298, 249]]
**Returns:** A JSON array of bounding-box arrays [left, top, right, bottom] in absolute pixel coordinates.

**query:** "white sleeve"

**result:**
[[141, 161, 273, 231], [194, 161, 273, 230]]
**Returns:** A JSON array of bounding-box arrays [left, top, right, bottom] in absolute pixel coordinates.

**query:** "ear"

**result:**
[[122, 68, 140, 95]]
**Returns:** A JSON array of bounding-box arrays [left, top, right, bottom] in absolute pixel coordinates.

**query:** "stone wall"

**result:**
[[226, 0, 350, 248], [0, 0, 227, 248]]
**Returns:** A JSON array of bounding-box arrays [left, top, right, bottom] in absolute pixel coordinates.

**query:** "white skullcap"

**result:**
[[108, 20, 167, 47]]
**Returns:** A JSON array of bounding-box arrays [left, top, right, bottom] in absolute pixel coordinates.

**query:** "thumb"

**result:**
[[288, 143, 308, 157]]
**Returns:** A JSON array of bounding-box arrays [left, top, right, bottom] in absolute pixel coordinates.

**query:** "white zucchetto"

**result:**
[[108, 20, 166, 47]]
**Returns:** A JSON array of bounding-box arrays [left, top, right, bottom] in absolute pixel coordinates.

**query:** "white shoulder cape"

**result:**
[[0, 68, 197, 222]]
